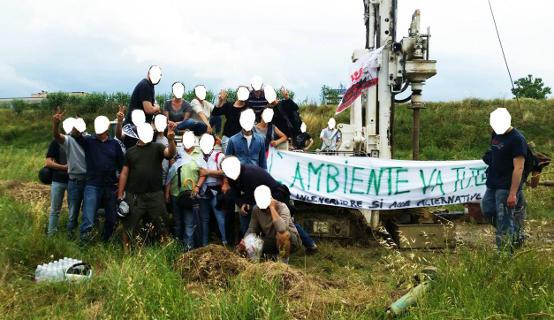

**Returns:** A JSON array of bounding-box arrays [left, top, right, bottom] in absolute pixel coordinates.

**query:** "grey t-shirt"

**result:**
[[163, 99, 193, 122], [62, 135, 87, 180]]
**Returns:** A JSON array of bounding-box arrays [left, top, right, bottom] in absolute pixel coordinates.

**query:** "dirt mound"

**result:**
[[240, 261, 329, 298], [0, 180, 50, 205], [175, 244, 249, 287]]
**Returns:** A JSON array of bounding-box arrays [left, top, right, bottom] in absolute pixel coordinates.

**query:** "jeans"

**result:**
[[172, 196, 199, 250], [80, 184, 117, 242], [199, 196, 228, 246], [481, 188, 526, 250], [48, 181, 68, 236], [176, 119, 207, 136], [210, 115, 222, 135], [295, 223, 316, 248], [67, 178, 86, 234]]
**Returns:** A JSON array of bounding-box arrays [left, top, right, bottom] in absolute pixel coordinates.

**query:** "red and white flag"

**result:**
[[336, 47, 383, 114]]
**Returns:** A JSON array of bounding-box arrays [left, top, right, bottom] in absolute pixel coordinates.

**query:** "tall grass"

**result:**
[[0, 99, 553, 319]]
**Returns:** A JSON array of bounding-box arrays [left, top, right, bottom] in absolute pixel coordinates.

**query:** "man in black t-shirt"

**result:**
[[46, 140, 69, 236], [117, 121, 177, 251], [481, 108, 528, 251], [126, 65, 162, 125]]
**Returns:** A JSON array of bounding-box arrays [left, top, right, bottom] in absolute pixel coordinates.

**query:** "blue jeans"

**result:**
[[295, 223, 316, 248], [80, 184, 117, 242], [172, 196, 199, 250], [176, 119, 207, 136], [210, 115, 222, 135], [48, 181, 68, 236], [67, 178, 85, 234], [199, 196, 228, 246], [481, 188, 526, 250]]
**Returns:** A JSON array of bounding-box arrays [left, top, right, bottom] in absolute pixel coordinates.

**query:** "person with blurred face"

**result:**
[[75, 112, 125, 244], [273, 87, 303, 142], [293, 122, 314, 151], [481, 108, 528, 251], [153, 114, 170, 184], [221, 156, 318, 252], [225, 108, 267, 169], [197, 133, 228, 246], [237, 185, 301, 263], [165, 130, 206, 250], [52, 109, 88, 238], [255, 107, 288, 150], [211, 86, 249, 152], [126, 65, 162, 125], [117, 121, 177, 252], [246, 75, 268, 120], [189, 85, 214, 134], [320, 118, 342, 153], [163, 82, 208, 136]]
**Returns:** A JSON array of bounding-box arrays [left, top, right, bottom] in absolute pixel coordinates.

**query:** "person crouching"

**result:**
[[238, 185, 301, 263]]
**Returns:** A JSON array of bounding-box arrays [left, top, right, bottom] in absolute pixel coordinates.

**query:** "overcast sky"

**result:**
[[0, 0, 552, 102]]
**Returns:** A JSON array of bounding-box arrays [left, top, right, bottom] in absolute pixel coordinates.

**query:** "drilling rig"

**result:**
[[294, 0, 443, 246]]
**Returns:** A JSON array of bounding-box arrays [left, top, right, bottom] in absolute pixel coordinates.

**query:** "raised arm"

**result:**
[[52, 107, 65, 144], [163, 122, 177, 159], [116, 105, 124, 140]]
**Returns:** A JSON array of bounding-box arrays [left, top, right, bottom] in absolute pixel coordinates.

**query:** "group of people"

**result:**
[[43, 65, 550, 259], [45, 65, 319, 262]]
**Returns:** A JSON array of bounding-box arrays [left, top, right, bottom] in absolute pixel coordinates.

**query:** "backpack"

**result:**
[[176, 166, 198, 209], [523, 145, 551, 182]]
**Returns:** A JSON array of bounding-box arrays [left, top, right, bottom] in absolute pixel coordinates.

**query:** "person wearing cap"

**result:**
[[117, 121, 177, 251], [163, 82, 208, 136], [481, 108, 528, 251], [75, 112, 125, 244], [225, 108, 267, 169], [52, 109, 88, 239], [238, 185, 301, 263], [211, 87, 249, 152], [246, 76, 268, 120], [165, 131, 206, 250], [189, 85, 214, 134], [126, 65, 162, 125], [320, 118, 342, 153], [220, 157, 318, 253]]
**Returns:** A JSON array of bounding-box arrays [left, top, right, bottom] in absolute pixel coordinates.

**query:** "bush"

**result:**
[[11, 99, 27, 115]]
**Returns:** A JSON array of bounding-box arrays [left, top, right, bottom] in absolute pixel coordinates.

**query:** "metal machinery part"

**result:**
[[294, 0, 437, 240]]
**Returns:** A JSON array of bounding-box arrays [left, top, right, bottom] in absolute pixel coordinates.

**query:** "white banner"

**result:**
[[268, 149, 488, 210]]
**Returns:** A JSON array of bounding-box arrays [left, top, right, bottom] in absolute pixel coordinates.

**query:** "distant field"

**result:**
[[0, 99, 553, 319]]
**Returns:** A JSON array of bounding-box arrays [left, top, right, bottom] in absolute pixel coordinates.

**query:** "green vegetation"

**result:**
[[512, 75, 552, 100], [0, 98, 552, 319]]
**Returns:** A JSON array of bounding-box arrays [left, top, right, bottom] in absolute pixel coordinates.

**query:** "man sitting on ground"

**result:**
[[238, 185, 301, 263]]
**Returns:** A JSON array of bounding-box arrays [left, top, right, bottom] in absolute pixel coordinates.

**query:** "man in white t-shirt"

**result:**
[[190, 85, 214, 134]]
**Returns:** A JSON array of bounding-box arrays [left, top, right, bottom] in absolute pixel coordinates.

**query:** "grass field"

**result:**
[[0, 99, 553, 319]]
